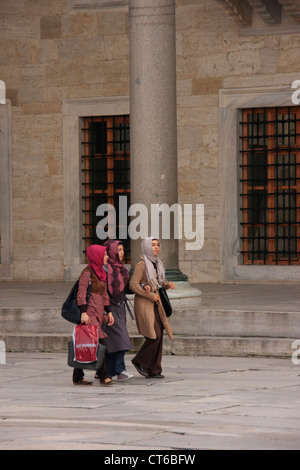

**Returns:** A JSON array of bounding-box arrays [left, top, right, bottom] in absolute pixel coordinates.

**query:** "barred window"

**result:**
[[82, 116, 130, 263], [240, 107, 300, 265]]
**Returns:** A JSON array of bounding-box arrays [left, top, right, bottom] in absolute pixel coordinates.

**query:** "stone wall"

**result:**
[[1, 0, 300, 282], [176, 0, 300, 282], [0, 0, 129, 280]]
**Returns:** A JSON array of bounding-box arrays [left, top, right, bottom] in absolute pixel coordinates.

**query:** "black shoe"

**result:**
[[132, 361, 148, 377], [73, 379, 93, 385], [146, 374, 165, 379]]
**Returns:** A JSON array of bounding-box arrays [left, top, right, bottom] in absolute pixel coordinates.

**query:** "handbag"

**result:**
[[67, 341, 106, 370], [73, 324, 99, 363], [61, 270, 92, 324], [159, 286, 172, 318]]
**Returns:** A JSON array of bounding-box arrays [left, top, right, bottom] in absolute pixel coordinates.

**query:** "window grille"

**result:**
[[240, 107, 300, 265], [82, 116, 130, 263]]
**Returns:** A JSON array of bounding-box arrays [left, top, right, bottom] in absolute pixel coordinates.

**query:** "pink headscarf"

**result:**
[[86, 245, 107, 282], [104, 240, 129, 297]]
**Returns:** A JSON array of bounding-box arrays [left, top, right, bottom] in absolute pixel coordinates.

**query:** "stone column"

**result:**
[[129, 0, 187, 282]]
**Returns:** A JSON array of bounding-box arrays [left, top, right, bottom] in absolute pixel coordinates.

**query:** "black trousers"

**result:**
[[132, 305, 163, 376]]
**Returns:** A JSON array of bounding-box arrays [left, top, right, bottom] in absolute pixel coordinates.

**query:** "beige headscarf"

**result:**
[[141, 237, 165, 291]]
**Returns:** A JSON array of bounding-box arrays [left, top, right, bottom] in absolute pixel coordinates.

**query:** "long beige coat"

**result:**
[[130, 258, 174, 341]]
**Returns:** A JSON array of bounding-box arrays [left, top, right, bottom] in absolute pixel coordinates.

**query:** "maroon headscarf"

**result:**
[[104, 240, 129, 297], [86, 245, 107, 282]]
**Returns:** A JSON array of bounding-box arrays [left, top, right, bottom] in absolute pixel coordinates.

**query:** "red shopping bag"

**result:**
[[73, 324, 99, 363]]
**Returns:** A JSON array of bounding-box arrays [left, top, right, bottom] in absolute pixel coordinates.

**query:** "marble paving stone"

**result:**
[[0, 353, 300, 450]]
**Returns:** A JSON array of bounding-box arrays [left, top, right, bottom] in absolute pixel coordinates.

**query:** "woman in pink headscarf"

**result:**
[[73, 244, 115, 386]]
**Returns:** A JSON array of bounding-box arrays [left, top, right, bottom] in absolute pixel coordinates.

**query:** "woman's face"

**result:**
[[152, 239, 160, 256], [118, 244, 124, 262], [103, 250, 108, 265]]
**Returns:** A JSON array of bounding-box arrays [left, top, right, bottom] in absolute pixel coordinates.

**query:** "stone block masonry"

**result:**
[[1, 0, 300, 282], [0, 0, 129, 281]]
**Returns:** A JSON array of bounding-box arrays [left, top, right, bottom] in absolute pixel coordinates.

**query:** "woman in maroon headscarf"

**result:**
[[103, 240, 133, 381], [73, 244, 115, 386]]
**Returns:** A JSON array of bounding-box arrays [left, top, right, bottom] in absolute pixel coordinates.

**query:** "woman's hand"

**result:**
[[169, 282, 175, 290], [81, 312, 90, 325], [107, 312, 114, 326], [154, 294, 160, 303]]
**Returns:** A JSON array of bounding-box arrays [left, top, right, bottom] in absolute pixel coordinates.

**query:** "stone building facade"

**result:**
[[1, 0, 300, 283]]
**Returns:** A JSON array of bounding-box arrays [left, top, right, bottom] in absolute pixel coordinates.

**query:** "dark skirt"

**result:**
[[104, 294, 132, 354], [132, 305, 163, 376]]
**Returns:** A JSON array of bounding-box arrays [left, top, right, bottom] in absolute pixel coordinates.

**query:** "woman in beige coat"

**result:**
[[130, 237, 175, 378]]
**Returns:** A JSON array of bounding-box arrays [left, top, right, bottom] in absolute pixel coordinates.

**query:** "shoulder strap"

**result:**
[[82, 267, 93, 283]]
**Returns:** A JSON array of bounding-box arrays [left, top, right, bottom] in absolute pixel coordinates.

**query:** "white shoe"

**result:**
[[116, 371, 133, 380]]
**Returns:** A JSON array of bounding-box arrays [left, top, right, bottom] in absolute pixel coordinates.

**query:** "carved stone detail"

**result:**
[[215, 0, 252, 24], [278, 0, 300, 22], [215, 0, 300, 25], [247, 0, 281, 24]]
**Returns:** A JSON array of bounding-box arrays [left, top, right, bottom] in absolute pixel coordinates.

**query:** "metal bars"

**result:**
[[81, 116, 130, 262], [240, 107, 300, 265]]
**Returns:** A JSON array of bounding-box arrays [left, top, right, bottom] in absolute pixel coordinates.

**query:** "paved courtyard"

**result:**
[[0, 352, 299, 450]]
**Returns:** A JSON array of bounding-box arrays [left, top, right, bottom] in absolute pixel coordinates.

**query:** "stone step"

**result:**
[[0, 333, 294, 358], [0, 304, 299, 358], [1, 306, 299, 338], [165, 335, 295, 358], [166, 308, 300, 339]]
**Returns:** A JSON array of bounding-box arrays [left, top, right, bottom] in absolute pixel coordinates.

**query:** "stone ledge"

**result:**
[[1, 333, 294, 358], [70, 0, 128, 9]]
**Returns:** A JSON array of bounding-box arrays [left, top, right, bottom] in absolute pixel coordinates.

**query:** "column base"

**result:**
[[166, 269, 202, 299], [165, 268, 188, 282], [129, 268, 202, 299]]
